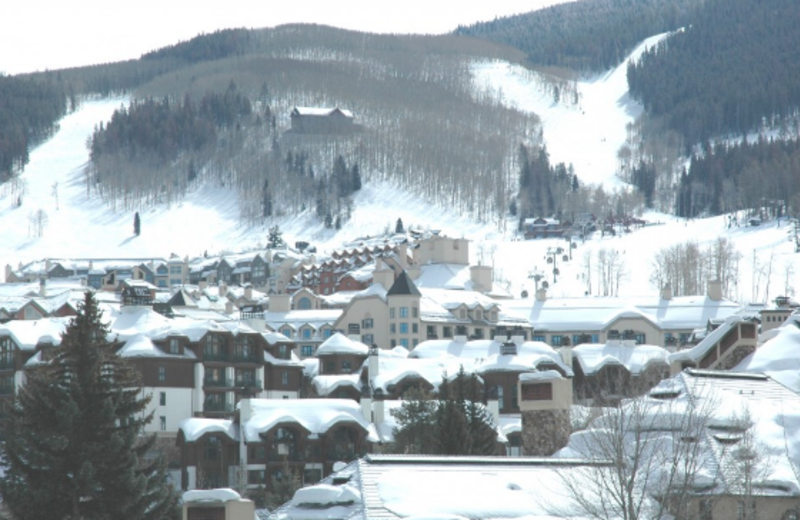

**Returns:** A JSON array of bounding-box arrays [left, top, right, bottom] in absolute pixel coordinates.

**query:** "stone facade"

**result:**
[[521, 409, 571, 456]]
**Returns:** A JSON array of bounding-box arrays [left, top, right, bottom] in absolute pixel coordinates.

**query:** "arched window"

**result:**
[[327, 428, 358, 462], [298, 297, 312, 310], [271, 427, 298, 460]]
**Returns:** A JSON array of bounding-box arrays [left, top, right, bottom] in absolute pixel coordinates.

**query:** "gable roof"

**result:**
[[386, 271, 421, 297]]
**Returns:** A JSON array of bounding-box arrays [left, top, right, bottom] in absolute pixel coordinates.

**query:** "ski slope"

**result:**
[[1, 34, 798, 303]]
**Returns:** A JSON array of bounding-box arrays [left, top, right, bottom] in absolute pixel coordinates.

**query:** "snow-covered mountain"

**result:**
[[1, 33, 798, 303]]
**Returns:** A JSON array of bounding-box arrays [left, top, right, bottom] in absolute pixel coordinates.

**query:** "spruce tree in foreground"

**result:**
[[0, 291, 180, 520]]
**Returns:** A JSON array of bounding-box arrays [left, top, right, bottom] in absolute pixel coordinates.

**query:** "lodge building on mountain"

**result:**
[[289, 107, 356, 134]]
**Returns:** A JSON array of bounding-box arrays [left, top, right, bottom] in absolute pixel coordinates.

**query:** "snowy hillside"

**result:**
[[1, 33, 798, 302]]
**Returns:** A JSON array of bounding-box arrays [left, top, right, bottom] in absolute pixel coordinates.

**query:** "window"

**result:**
[[281, 371, 289, 386], [160, 416, 166, 431], [400, 323, 408, 334], [298, 297, 312, 310], [443, 326, 453, 338], [390, 308, 395, 319], [249, 445, 266, 461], [475, 309, 483, 320], [473, 328, 484, 339], [302, 328, 312, 339], [551, 335, 563, 346], [635, 333, 646, 344], [362, 318, 374, 329], [400, 307, 408, 318], [324, 361, 334, 373], [169, 338, 179, 354], [400, 338, 409, 348], [363, 334, 374, 345], [323, 328, 332, 338], [159, 392, 166, 406], [170, 265, 182, 275], [496, 386, 504, 409], [301, 345, 314, 357], [412, 339, 418, 348], [412, 323, 418, 334], [460, 309, 466, 320], [341, 360, 352, 373], [248, 470, 266, 484], [390, 324, 396, 334], [412, 307, 418, 318], [158, 366, 166, 382], [303, 468, 322, 485], [0, 337, 13, 369], [533, 335, 546, 342], [205, 436, 221, 461], [281, 327, 293, 337], [278, 344, 288, 359]]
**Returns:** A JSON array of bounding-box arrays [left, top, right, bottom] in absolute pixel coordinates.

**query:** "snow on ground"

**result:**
[[471, 32, 670, 190], [2, 31, 799, 302]]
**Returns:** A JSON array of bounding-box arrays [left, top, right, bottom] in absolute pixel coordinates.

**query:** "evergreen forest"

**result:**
[[455, 0, 703, 71]]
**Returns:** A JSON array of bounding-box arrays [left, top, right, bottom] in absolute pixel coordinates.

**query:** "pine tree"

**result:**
[[268, 225, 284, 249], [134, 211, 141, 236], [395, 218, 405, 234], [390, 388, 437, 454], [0, 291, 180, 520]]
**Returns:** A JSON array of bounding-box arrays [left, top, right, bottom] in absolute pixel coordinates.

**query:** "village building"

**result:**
[[289, 107, 356, 134]]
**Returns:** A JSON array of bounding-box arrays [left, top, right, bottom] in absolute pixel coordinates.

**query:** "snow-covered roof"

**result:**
[[503, 294, 742, 332], [183, 488, 242, 503], [272, 455, 615, 520], [572, 342, 669, 375], [0, 318, 70, 350], [316, 333, 369, 356], [292, 107, 354, 118], [668, 315, 751, 364], [735, 317, 800, 392], [241, 398, 377, 442], [179, 418, 239, 442]]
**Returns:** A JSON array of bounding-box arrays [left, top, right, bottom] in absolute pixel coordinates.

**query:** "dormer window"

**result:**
[[169, 338, 180, 354]]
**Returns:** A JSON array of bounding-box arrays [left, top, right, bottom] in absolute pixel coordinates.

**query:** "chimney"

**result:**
[[360, 383, 373, 423], [519, 371, 572, 456], [369, 344, 380, 379], [470, 265, 492, 293], [4, 264, 12, 283], [536, 288, 548, 302], [661, 283, 672, 300], [372, 259, 395, 290], [225, 300, 234, 314], [707, 280, 722, 301], [244, 284, 253, 301], [198, 280, 207, 291], [268, 294, 291, 313], [555, 346, 570, 369], [218, 281, 228, 297], [39, 277, 46, 297]]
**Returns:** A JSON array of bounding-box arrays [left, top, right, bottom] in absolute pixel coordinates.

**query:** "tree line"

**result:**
[[0, 74, 70, 182], [627, 0, 800, 149], [390, 367, 499, 456], [456, 0, 703, 71], [676, 136, 800, 219]]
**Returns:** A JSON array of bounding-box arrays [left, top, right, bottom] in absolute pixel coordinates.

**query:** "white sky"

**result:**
[[1, 0, 566, 75]]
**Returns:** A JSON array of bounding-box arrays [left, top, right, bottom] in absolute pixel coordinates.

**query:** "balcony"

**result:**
[[204, 352, 230, 362], [203, 377, 233, 388], [204, 401, 233, 413], [232, 353, 260, 364], [235, 379, 262, 390]]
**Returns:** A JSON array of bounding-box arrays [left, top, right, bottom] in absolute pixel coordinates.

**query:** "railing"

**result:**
[[235, 379, 262, 390], [232, 353, 260, 363], [204, 402, 233, 413], [203, 377, 233, 388], [204, 352, 230, 362]]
